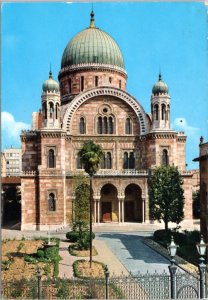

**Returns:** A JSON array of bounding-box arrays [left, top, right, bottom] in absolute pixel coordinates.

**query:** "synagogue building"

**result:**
[[21, 11, 193, 230]]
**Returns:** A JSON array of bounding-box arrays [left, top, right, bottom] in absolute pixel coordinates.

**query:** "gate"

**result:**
[[176, 272, 199, 299]]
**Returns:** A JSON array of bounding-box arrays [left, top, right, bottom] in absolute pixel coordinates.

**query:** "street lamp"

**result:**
[[196, 235, 207, 299], [168, 236, 178, 299]]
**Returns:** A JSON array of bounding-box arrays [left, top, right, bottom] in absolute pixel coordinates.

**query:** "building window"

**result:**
[[81, 76, 84, 91], [155, 104, 159, 121], [98, 116, 102, 134], [79, 117, 86, 134], [43, 102, 47, 119], [123, 152, 135, 169], [68, 78, 72, 93], [129, 152, 135, 169], [109, 77, 112, 84], [125, 117, 132, 134], [49, 102, 54, 119], [123, 152, 128, 169], [106, 152, 112, 169], [109, 117, 113, 134], [161, 104, 166, 120], [55, 104, 59, 119], [97, 116, 114, 134], [76, 154, 83, 169], [101, 152, 112, 169], [95, 76, 98, 87], [48, 149, 55, 168], [48, 193, 56, 211], [162, 149, 169, 166], [103, 117, 108, 134], [119, 80, 121, 89]]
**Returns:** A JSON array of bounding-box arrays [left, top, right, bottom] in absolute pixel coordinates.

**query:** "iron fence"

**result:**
[[1, 270, 207, 299]]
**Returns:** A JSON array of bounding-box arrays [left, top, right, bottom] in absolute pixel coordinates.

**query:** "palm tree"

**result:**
[[78, 140, 104, 267]]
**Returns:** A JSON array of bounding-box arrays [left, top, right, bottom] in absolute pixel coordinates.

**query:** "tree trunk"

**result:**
[[89, 176, 93, 268]]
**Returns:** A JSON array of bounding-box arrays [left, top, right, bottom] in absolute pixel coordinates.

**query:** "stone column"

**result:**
[[142, 198, 145, 223], [97, 200, 100, 224], [121, 198, 125, 223], [94, 200, 97, 224], [118, 197, 125, 223], [118, 199, 121, 223]]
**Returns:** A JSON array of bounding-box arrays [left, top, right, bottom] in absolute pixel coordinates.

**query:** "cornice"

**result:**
[[58, 63, 127, 79]]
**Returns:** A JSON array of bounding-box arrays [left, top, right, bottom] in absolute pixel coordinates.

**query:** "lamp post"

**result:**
[[168, 236, 178, 299], [196, 235, 207, 299]]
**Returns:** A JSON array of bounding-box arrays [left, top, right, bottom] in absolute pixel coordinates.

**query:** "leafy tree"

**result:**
[[192, 190, 200, 219], [78, 140, 104, 266], [149, 166, 184, 230], [79, 140, 104, 176], [74, 183, 90, 223]]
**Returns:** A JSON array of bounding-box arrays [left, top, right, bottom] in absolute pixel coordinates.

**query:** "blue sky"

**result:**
[[2, 2, 208, 169]]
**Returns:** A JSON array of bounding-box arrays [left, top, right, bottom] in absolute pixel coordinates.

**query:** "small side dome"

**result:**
[[42, 70, 59, 93], [152, 73, 168, 95]]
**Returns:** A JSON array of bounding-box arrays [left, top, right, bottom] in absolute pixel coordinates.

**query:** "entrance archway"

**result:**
[[100, 184, 118, 222], [124, 184, 142, 222]]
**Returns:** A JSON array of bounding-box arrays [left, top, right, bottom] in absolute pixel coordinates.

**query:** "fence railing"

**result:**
[[2, 269, 207, 299]]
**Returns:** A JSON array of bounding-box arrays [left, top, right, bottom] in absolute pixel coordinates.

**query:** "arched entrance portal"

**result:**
[[124, 184, 142, 222], [100, 184, 118, 222]]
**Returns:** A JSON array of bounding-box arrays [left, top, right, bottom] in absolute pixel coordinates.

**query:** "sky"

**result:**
[[2, 1, 208, 169]]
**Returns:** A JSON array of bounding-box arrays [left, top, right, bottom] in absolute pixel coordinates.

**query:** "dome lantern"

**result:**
[[152, 73, 169, 95], [42, 70, 59, 93]]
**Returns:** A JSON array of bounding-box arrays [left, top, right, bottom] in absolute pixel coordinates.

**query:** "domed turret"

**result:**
[[41, 70, 61, 129], [42, 70, 59, 93], [61, 11, 124, 70], [152, 73, 168, 95], [151, 73, 170, 131]]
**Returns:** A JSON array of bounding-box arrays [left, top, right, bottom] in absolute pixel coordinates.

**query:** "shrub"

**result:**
[[44, 246, 59, 260], [66, 231, 79, 242], [37, 249, 45, 258], [24, 255, 37, 263]]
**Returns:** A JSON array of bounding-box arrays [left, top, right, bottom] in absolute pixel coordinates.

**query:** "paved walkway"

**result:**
[[58, 239, 129, 278], [96, 232, 170, 275]]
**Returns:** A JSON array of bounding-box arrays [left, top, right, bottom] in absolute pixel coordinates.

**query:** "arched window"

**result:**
[[161, 104, 166, 120], [55, 104, 59, 119], [123, 152, 128, 169], [129, 152, 135, 169], [155, 104, 159, 121], [103, 117, 108, 134], [48, 193, 56, 211], [43, 102, 47, 119], [125, 118, 132, 134], [109, 117, 113, 134], [98, 117, 102, 134], [95, 76, 98, 87], [76, 154, 83, 169], [106, 152, 112, 169], [81, 76, 84, 91], [100, 155, 105, 169], [48, 149, 55, 168], [162, 149, 169, 166], [79, 117, 85, 134], [49, 102, 54, 119], [68, 78, 71, 93], [109, 77, 112, 84], [119, 80, 121, 89]]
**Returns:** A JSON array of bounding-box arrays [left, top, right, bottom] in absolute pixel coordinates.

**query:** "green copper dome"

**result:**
[[61, 11, 124, 69], [42, 71, 59, 93], [152, 74, 169, 95]]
